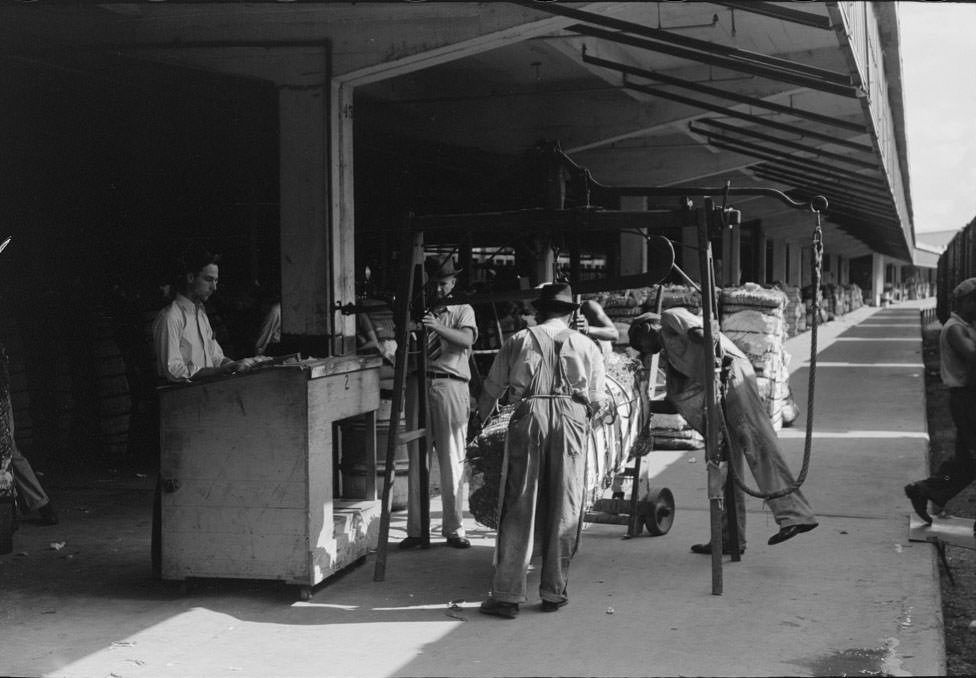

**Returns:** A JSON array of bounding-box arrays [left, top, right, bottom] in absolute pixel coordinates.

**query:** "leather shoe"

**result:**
[[540, 599, 568, 612], [904, 483, 933, 524], [690, 542, 745, 555], [768, 522, 817, 546], [398, 536, 430, 550], [479, 599, 518, 619], [446, 536, 471, 549]]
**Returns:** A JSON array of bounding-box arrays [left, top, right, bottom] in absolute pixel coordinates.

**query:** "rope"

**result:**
[[724, 205, 823, 500]]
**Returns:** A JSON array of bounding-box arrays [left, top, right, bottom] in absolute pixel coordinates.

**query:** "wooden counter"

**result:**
[[158, 355, 382, 596]]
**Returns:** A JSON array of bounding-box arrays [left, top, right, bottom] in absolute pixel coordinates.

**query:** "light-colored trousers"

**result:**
[[491, 396, 588, 605], [405, 377, 469, 539], [676, 357, 816, 546]]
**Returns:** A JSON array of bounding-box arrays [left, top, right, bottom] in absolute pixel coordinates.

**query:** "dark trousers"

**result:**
[[918, 387, 976, 507]]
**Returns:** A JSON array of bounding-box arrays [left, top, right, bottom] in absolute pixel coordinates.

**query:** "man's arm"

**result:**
[[947, 323, 976, 364], [573, 299, 619, 343], [477, 338, 513, 422], [423, 304, 477, 348]]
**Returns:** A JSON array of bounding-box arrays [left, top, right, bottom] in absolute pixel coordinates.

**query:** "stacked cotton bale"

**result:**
[[586, 290, 644, 351], [847, 283, 864, 311], [719, 283, 794, 430], [775, 283, 805, 338], [646, 409, 704, 450]]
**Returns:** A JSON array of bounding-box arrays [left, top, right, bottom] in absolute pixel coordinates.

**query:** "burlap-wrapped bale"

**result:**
[[465, 352, 650, 528], [465, 405, 516, 530]]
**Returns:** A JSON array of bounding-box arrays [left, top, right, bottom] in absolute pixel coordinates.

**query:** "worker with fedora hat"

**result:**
[[400, 255, 478, 550], [476, 282, 605, 618], [905, 277, 976, 523]]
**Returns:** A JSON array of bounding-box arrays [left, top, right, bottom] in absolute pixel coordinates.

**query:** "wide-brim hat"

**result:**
[[532, 282, 578, 312], [425, 255, 462, 281]]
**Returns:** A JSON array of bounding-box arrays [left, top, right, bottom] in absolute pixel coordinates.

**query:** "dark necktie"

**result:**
[[426, 317, 442, 362]]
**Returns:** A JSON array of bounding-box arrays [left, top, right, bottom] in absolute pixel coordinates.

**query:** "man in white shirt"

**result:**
[[400, 256, 478, 550], [153, 247, 253, 383]]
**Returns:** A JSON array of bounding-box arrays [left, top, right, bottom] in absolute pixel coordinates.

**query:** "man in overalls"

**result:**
[[476, 283, 605, 619]]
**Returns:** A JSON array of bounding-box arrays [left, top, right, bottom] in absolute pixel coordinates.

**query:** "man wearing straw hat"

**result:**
[[476, 282, 605, 619], [400, 255, 478, 550]]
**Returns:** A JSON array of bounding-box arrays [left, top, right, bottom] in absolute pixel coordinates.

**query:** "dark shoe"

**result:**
[[446, 536, 471, 549], [398, 536, 430, 550], [38, 503, 59, 526], [540, 599, 568, 612], [690, 542, 745, 555], [905, 483, 933, 524], [768, 522, 818, 546], [479, 599, 519, 619]]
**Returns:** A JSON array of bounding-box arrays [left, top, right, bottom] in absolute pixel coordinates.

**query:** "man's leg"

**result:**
[[725, 371, 816, 537], [490, 408, 541, 604], [428, 379, 469, 541], [400, 374, 427, 548], [914, 388, 976, 508], [538, 400, 587, 607]]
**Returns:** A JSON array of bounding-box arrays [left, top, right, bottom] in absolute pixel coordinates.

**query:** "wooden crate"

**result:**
[[158, 356, 381, 594]]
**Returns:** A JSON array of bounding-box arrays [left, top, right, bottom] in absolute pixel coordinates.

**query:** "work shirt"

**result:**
[[153, 293, 228, 382], [427, 303, 478, 381], [481, 320, 605, 407], [658, 306, 748, 431], [940, 312, 976, 388]]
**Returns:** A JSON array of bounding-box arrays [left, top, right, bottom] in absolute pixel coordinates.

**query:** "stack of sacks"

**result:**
[[719, 283, 795, 430], [646, 409, 704, 450], [584, 285, 704, 353], [847, 283, 864, 311], [774, 283, 805, 337], [585, 291, 643, 350]]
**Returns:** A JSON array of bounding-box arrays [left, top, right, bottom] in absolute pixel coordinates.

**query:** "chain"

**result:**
[[724, 203, 823, 500]]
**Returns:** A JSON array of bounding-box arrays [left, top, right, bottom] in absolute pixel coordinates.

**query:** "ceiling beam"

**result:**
[[568, 23, 861, 98], [690, 118, 878, 170], [711, 2, 834, 31], [623, 79, 872, 152], [582, 52, 866, 133]]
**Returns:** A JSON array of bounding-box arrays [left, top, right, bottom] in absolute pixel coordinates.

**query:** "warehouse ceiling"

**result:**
[[0, 1, 914, 261]]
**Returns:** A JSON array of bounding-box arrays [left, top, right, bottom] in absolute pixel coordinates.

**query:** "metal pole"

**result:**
[[697, 201, 724, 595]]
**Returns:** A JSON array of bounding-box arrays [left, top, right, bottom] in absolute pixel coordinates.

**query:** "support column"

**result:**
[[279, 84, 333, 356], [871, 252, 886, 306], [771, 239, 787, 284], [787, 241, 803, 288], [681, 224, 699, 283], [619, 196, 648, 276], [726, 225, 741, 286]]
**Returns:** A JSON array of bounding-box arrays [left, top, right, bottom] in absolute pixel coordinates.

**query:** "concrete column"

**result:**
[[722, 225, 741, 286], [757, 233, 768, 284], [771, 238, 787, 284], [279, 84, 333, 354], [871, 252, 886, 306], [619, 196, 648, 276], [681, 224, 700, 283], [787, 241, 802, 288]]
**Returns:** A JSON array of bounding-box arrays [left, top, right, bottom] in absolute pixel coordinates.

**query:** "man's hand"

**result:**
[[570, 314, 590, 335]]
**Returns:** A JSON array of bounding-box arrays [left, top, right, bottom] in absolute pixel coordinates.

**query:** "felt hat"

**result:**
[[952, 277, 976, 300], [532, 282, 578, 312], [425, 256, 462, 281]]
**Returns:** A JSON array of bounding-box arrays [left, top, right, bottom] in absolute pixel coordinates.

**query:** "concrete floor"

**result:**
[[0, 300, 944, 677]]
